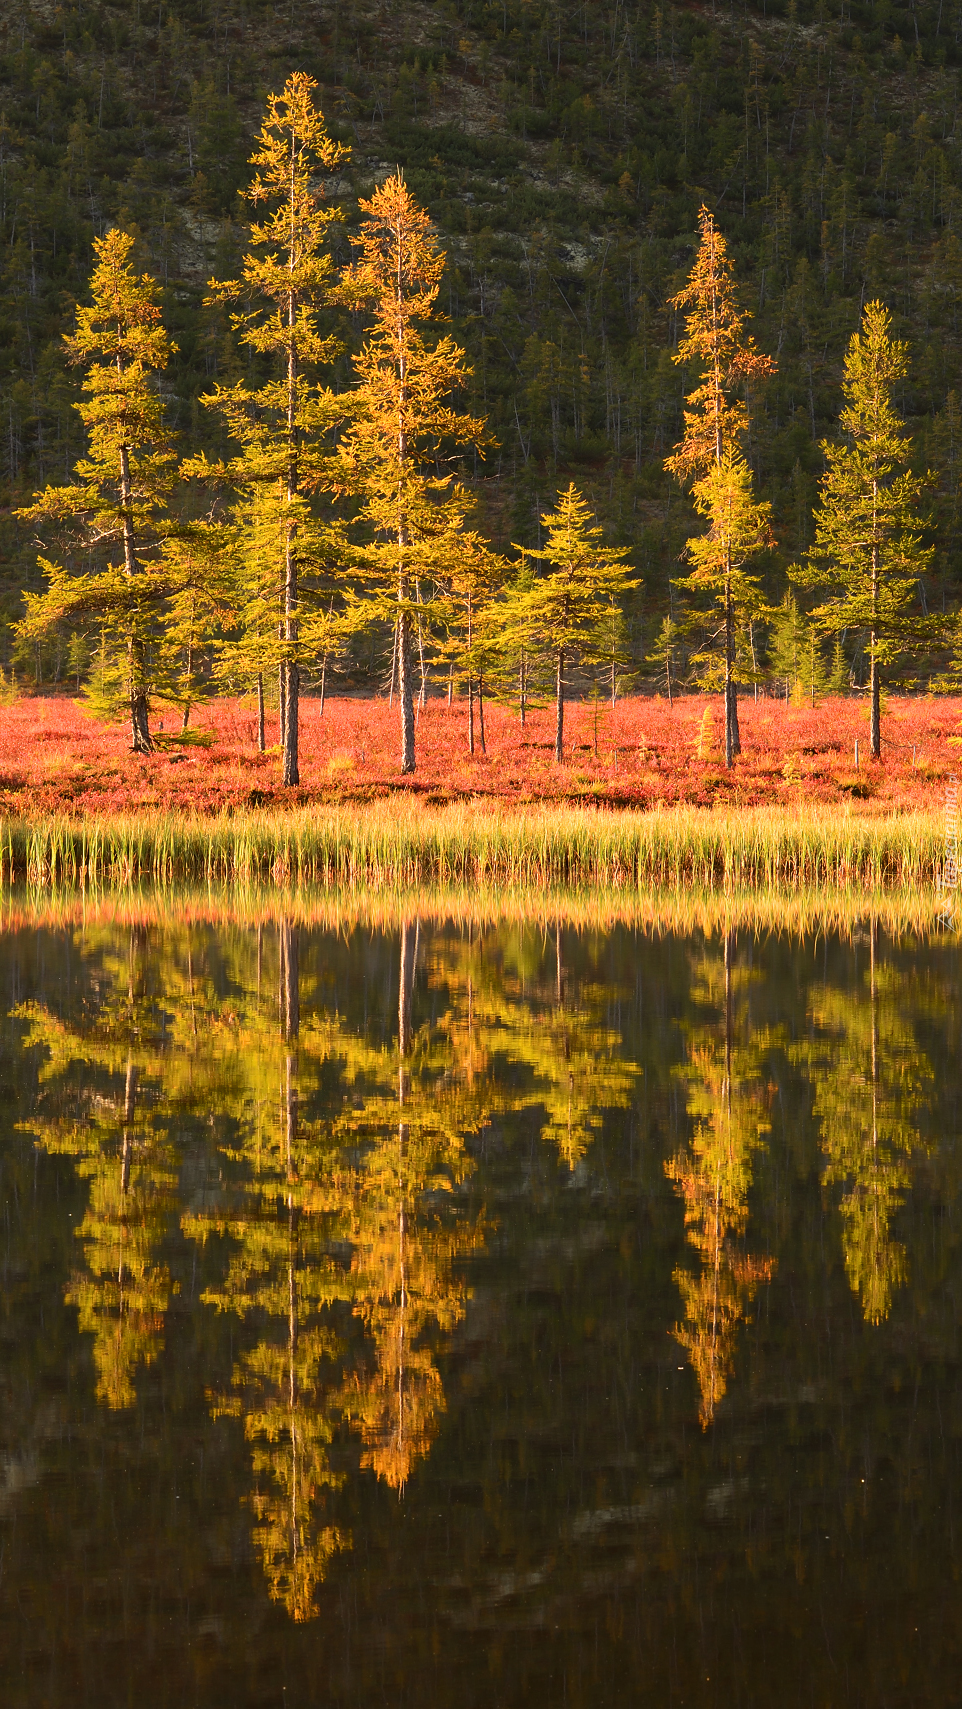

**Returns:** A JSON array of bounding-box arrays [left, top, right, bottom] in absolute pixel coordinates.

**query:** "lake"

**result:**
[[1, 908, 959, 1707]]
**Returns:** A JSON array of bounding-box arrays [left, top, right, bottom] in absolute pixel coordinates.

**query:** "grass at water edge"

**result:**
[[0, 802, 948, 892]]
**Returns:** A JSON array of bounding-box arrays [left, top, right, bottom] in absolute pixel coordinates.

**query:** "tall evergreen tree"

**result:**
[[437, 531, 505, 755], [188, 74, 348, 787], [156, 521, 235, 728], [337, 173, 488, 774], [798, 301, 936, 759], [666, 207, 775, 767], [500, 484, 634, 763], [674, 446, 774, 758], [648, 613, 681, 706], [767, 589, 828, 704], [17, 229, 176, 752]]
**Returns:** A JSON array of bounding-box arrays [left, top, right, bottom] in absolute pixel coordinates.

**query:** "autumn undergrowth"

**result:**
[[3, 693, 961, 817]]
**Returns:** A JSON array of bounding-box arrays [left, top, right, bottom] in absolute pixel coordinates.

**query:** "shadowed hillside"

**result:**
[[3, 0, 962, 677]]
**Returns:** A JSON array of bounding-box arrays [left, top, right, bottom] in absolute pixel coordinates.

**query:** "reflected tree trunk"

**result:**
[[395, 919, 418, 1487], [280, 919, 300, 1044], [282, 923, 300, 1587], [398, 920, 416, 1059], [120, 1058, 138, 1196], [724, 927, 734, 1095], [870, 914, 877, 1162]]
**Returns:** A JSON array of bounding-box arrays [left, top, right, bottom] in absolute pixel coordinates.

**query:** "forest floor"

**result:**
[[1, 692, 959, 818]]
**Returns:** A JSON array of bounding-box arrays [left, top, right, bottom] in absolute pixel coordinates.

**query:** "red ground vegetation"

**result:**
[[2, 691, 960, 816]]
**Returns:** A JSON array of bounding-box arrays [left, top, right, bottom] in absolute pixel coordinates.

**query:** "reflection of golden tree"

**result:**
[[422, 922, 638, 1170], [17, 928, 176, 1409], [346, 1175, 472, 1489], [185, 922, 354, 1622], [800, 922, 932, 1323], [20, 914, 641, 1616], [63, 1070, 174, 1411], [338, 923, 487, 1490], [667, 935, 776, 1427], [185, 920, 487, 1614]]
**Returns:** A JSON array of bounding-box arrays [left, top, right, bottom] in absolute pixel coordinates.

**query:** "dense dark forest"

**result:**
[[3, 0, 962, 687]]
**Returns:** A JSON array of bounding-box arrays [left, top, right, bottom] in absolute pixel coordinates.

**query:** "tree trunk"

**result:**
[[282, 263, 300, 788], [478, 673, 486, 755], [119, 443, 152, 754], [467, 595, 474, 754], [319, 651, 328, 716], [398, 602, 416, 773], [181, 640, 193, 728], [555, 647, 565, 762], [870, 637, 881, 758], [282, 657, 299, 786], [256, 673, 265, 752], [131, 690, 151, 752], [415, 578, 427, 711], [728, 679, 741, 760], [519, 651, 526, 728], [278, 655, 286, 753], [724, 583, 740, 767]]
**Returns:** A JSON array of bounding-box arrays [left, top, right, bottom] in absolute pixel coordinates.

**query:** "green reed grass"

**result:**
[[0, 802, 944, 893]]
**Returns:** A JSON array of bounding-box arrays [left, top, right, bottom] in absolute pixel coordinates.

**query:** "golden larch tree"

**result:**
[[666, 208, 775, 767], [337, 174, 489, 774], [18, 229, 177, 752], [189, 74, 348, 786], [797, 302, 937, 759]]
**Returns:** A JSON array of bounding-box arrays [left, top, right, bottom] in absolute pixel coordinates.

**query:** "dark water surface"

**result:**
[[1, 913, 961, 1708]]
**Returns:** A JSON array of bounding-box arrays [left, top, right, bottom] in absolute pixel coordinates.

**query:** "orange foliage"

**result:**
[[2, 690, 959, 816]]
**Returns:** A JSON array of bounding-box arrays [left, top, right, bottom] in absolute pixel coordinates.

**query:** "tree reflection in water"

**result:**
[[16, 912, 642, 1615], [797, 918, 933, 1323], [17, 912, 816, 1618], [667, 931, 777, 1427], [16, 926, 176, 1409], [189, 918, 353, 1621], [8, 908, 962, 1709]]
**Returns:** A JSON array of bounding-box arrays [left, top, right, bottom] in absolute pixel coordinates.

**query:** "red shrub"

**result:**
[[2, 690, 958, 816]]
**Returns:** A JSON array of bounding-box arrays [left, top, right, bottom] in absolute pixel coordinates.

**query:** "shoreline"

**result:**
[[0, 800, 946, 893]]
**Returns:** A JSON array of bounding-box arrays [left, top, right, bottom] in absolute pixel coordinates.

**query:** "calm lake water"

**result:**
[[1, 912, 960, 1708]]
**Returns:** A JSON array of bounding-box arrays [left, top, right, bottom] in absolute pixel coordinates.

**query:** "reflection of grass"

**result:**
[[0, 877, 948, 944], [1, 802, 943, 892]]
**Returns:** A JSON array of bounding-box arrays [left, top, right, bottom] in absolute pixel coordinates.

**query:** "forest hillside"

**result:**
[[3, 0, 962, 684]]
